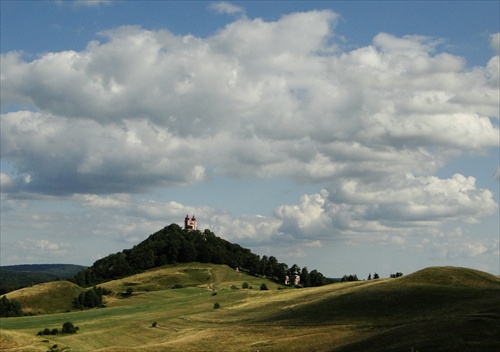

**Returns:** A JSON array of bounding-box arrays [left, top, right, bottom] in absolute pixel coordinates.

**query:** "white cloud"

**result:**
[[0, 173, 14, 190], [209, 2, 245, 15], [72, 0, 112, 7], [274, 173, 497, 240], [427, 227, 499, 260], [18, 238, 71, 257], [76, 193, 131, 208]]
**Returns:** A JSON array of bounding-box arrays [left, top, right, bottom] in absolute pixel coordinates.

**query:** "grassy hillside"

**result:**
[[1, 266, 498, 351], [5, 281, 84, 315], [98, 262, 284, 293]]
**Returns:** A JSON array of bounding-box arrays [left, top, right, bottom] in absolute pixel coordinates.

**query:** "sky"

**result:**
[[1, 0, 499, 278]]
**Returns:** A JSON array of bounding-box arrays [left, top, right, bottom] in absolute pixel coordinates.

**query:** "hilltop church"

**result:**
[[184, 214, 197, 231]]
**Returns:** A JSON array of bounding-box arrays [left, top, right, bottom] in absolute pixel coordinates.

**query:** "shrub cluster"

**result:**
[[37, 322, 78, 336]]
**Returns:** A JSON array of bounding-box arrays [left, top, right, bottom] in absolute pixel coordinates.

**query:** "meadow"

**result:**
[[1, 264, 499, 351]]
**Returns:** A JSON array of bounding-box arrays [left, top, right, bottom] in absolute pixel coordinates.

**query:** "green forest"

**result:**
[[71, 224, 328, 288]]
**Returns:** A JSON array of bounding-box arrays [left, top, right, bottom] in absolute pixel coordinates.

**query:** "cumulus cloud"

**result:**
[[18, 238, 71, 257], [274, 173, 497, 239], [2, 13, 498, 194], [1, 111, 206, 195]]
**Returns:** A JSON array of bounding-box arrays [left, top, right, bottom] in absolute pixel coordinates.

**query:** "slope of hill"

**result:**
[[98, 262, 280, 294], [5, 281, 84, 315], [0, 264, 87, 293], [1, 265, 498, 351]]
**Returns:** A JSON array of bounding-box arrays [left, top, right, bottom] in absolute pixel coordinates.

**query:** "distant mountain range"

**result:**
[[0, 264, 87, 293]]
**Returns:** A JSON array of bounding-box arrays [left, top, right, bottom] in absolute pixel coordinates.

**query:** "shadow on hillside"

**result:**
[[334, 313, 500, 352]]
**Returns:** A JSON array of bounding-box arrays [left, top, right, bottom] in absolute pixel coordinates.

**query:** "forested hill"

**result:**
[[72, 224, 328, 288]]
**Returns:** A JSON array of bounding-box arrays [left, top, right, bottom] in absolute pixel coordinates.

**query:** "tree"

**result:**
[[74, 286, 106, 309], [62, 322, 77, 334], [213, 302, 220, 309], [242, 282, 249, 289], [260, 283, 269, 291], [373, 273, 380, 279], [367, 273, 372, 280], [309, 269, 327, 287], [300, 267, 311, 287], [267, 256, 279, 278], [341, 274, 359, 282], [0, 295, 23, 317]]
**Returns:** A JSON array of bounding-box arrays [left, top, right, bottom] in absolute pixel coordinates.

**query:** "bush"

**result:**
[[172, 284, 183, 289], [260, 283, 268, 291], [230, 285, 238, 290], [62, 321, 77, 334], [152, 322, 157, 327], [242, 282, 249, 289], [50, 328, 59, 335], [213, 302, 220, 309]]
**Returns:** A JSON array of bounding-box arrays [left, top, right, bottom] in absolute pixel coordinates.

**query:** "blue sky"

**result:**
[[1, 1, 499, 278]]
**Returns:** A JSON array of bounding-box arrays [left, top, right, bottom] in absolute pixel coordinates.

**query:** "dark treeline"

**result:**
[[0, 295, 23, 317], [0, 264, 86, 294], [71, 224, 328, 288], [73, 286, 111, 309]]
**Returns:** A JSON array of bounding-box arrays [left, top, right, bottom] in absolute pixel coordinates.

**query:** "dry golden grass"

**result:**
[[0, 330, 46, 351], [5, 281, 84, 315]]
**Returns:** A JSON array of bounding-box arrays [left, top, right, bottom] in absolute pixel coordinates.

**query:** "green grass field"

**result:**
[[1, 264, 499, 351]]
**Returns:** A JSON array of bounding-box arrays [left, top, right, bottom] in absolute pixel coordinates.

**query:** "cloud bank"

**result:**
[[1, 10, 498, 263]]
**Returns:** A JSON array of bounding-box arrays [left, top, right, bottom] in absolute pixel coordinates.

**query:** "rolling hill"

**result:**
[[1, 265, 499, 351], [4, 281, 84, 315]]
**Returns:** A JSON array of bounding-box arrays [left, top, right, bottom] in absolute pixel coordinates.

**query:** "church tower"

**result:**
[[184, 214, 197, 231]]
